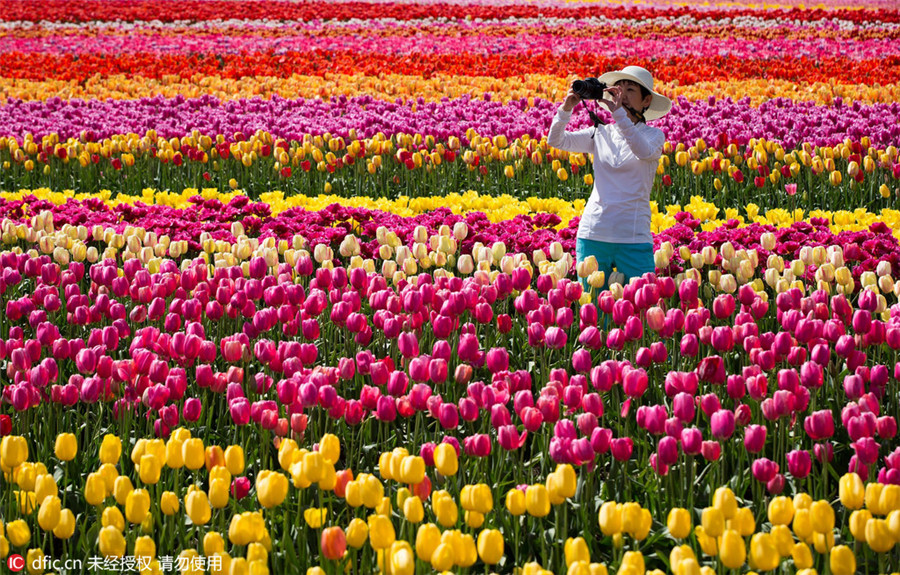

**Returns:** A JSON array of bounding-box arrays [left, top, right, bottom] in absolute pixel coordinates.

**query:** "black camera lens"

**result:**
[[572, 78, 607, 100]]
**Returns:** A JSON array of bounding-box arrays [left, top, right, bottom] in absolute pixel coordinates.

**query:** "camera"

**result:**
[[572, 78, 608, 100]]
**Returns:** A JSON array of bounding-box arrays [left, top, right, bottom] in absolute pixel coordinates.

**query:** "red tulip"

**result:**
[[231, 477, 251, 500], [321, 527, 347, 561]]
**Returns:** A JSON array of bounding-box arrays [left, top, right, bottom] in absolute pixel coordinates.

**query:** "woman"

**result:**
[[547, 65, 671, 287]]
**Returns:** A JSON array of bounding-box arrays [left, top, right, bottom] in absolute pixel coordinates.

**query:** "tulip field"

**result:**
[[4, 1, 900, 574]]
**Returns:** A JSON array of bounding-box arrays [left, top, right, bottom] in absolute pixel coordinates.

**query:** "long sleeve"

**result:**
[[547, 107, 595, 155], [611, 107, 664, 161]]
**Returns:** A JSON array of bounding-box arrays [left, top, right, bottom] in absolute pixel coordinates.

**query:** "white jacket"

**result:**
[[548, 105, 665, 244]]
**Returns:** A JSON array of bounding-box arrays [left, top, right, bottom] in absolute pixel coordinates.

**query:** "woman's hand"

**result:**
[[598, 85, 623, 113], [561, 89, 581, 112]]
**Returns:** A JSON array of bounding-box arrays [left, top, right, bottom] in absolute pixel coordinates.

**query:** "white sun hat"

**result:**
[[597, 65, 672, 121]]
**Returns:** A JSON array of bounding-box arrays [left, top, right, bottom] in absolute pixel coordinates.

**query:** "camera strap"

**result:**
[[622, 104, 647, 124], [587, 102, 605, 139]]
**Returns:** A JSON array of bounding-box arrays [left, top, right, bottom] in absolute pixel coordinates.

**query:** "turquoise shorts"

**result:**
[[576, 238, 655, 286]]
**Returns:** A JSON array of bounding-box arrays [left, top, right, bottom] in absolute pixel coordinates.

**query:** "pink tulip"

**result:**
[[710, 409, 735, 440], [464, 434, 491, 457], [681, 428, 702, 455], [498, 425, 527, 451], [743, 425, 766, 454], [657, 436, 679, 466], [699, 394, 721, 417], [680, 334, 699, 357], [786, 449, 812, 479], [375, 395, 397, 422], [229, 399, 250, 426], [877, 416, 898, 439], [767, 473, 785, 495], [606, 329, 625, 351], [544, 326, 567, 350], [622, 367, 648, 398], [486, 347, 509, 373], [751, 458, 779, 483], [701, 440, 721, 461], [590, 364, 615, 392], [437, 403, 459, 429], [183, 398, 202, 422], [803, 409, 834, 441], [344, 401, 365, 425], [673, 392, 695, 423], [854, 437, 880, 465], [590, 427, 612, 454], [649, 341, 667, 364], [572, 349, 592, 374], [610, 437, 633, 461]]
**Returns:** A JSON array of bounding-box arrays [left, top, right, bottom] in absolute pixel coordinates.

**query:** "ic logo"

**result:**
[[7, 554, 25, 572]]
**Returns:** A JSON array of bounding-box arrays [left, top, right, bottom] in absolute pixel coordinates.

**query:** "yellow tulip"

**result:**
[[84, 472, 108, 506], [476, 529, 504, 564], [865, 518, 894, 553], [413, 523, 440, 563], [693, 526, 718, 556], [7, 519, 31, 547], [771, 524, 794, 556], [131, 536, 155, 563], [182, 438, 205, 470], [749, 533, 779, 571], [26, 548, 44, 575], [138, 454, 162, 485], [98, 525, 126, 558], [433, 491, 459, 528], [403, 496, 424, 523], [185, 490, 211, 526], [53, 508, 76, 539], [161, 491, 180, 516], [791, 542, 813, 569], [701, 507, 724, 538], [505, 488, 526, 516], [667, 508, 691, 539], [768, 496, 795, 525], [102, 506, 125, 532], [427, 541, 453, 571], [304, 508, 327, 529], [319, 434, 340, 465], [113, 475, 134, 506], [54, 433, 78, 462], [389, 540, 415, 575], [810, 500, 835, 532], [433, 444, 458, 476], [125, 489, 151, 524], [1, 436, 28, 469], [839, 473, 865, 510], [257, 472, 289, 509], [224, 445, 245, 476], [829, 545, 856, 575], [367, 515, 395, 550], [565, 537, 590, 566], [849, 509, 872, 542], [712, 486, 737, 519], [598, 502, 621, 536], [526, 484, 551, 518], [34, 474, 58, 505]]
